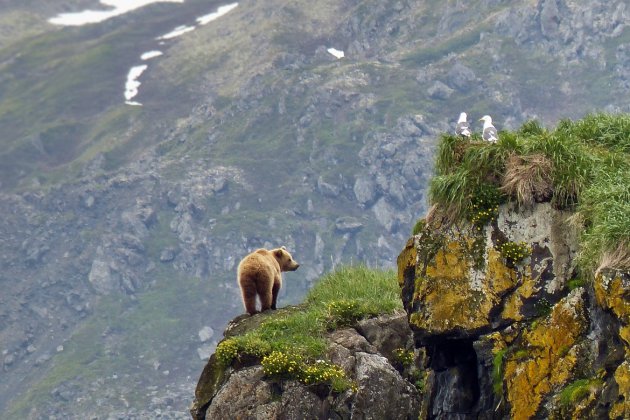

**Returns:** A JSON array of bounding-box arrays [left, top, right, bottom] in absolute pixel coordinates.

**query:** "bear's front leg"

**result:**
[[271, 282, 281, 310]]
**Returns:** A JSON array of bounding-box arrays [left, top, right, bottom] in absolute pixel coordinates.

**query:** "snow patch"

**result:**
[[116, 3, 239, 105], [49, 0, 184, 26], [141, 50, 163, 60], [327, 48, 345, 59], [196, 3, 239, 25], [156, 2, 239, 40], [156, 25, 196, 40], [124, 64, 148, 105]]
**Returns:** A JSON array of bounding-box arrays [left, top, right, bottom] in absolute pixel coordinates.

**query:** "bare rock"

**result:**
[[427, 81, 453, 100], [335, 217, 363, 233], [447, 62, 477, 91], [353, 176, 377, 206], [87, 259, 119, 294], [352, 352, 420, 419], [205, 367, 280, 419]]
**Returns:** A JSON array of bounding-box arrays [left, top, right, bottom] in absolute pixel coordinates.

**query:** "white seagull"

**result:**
[[455, 112, 471, 138], [479, 115, 499, 143]]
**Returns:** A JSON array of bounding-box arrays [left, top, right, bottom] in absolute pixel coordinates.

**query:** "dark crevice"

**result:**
[[425, 338, 480, 419]]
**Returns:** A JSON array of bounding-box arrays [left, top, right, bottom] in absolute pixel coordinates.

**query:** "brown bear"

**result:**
[[237, 246, 300, 315]]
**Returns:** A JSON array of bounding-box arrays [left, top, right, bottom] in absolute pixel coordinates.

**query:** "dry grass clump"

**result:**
[[595, 243, 630, 277], [500, 153, 553, 207]]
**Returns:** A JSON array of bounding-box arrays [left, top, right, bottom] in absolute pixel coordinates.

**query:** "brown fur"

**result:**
[[237, 246, 299, 315]]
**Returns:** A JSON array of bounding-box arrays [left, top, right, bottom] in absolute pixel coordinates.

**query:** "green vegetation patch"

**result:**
[[393, 348, 415, 367], [215, 265, 401, 391], [498, 241, 531, 265], [492, 348, 507, 396], [559, 378, 603, 408], [428, 113, 630, 277], [261, 351, 356, 393]]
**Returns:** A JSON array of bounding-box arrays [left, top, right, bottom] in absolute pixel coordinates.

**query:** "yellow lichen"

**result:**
[[425, 241, 469, 281], [486, 248, 519, 294], [610, 361, 630, 419], [504, 293, 587, 420], [410, 234, 533, 333], [594, 274, 629, 354], [501, 294, 524, 321], [412, 240, 492, 332]]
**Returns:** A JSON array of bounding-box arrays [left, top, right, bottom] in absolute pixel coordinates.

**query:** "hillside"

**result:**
[[1, 0, 629, 417]]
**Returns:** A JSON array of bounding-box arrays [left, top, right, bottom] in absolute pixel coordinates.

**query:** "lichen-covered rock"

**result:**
[[191, 310, 420, 420], [400, 203, 578, 342], [595, 269, 630, 419], [594, 270, 630, 355], [611, 360, 630, 419], [502, 288, 587, 420], [397, 202, 629, 419]]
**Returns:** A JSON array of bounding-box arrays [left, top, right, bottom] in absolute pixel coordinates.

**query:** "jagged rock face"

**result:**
[[191, 311, 421, 420], [397, 203, 628, 419], [594, 270, 630, 418]]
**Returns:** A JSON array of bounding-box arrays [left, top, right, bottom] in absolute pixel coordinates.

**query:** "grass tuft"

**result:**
[[500, 154, 553, 206], [428, 114, 630, 277]]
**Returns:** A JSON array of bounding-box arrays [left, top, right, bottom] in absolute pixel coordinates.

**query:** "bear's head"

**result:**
[[273, 246, 300, 272]]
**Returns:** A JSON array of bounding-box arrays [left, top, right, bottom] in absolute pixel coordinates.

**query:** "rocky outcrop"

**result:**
[[191, 310, 421, 420], [398, 203, 629, 419]]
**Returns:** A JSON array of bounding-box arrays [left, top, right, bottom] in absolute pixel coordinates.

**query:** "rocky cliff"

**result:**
[[191, 310, 420, 420], [394, 114, 629, 419], [194, 201, 628, 419], [398, 203, 628, 419], [189, 266, 423, 419]]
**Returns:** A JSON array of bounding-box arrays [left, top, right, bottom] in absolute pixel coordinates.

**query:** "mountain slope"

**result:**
[[0, 0, 629, 417]]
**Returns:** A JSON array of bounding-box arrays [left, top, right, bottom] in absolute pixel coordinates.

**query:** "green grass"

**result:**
[[217, 265, 400, 364], [214, 265, 400, 392], [428, 113, 630, 277], [305, 265, 401, 311]]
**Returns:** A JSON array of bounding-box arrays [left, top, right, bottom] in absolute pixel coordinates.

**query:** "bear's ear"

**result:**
[[274, 249, 284, 258]]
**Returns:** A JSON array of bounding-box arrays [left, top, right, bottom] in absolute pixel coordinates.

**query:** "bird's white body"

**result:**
[[456, 112, 471, 138], [479, 115, 498, 143]]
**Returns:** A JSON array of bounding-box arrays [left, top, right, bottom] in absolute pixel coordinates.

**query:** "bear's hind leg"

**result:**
[[257, 281, 273, 312], [240, 281, 259, 315]]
